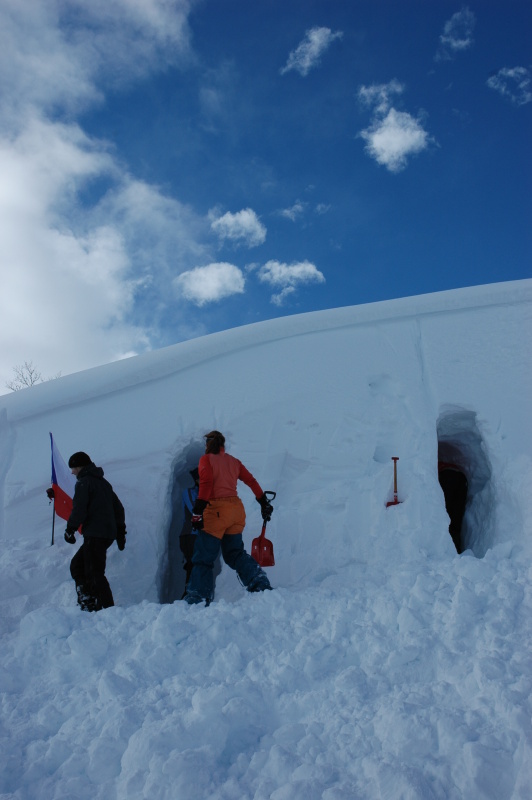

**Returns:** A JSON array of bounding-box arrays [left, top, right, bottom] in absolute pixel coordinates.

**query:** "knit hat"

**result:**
[[68, 451, 92, 468]]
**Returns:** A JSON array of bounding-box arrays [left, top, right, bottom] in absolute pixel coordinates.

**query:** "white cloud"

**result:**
[[280, 201, 307, 222], [0, 0, 193, 122], [0, 0, 203, 391], [436, 6, 475, 61], [0, 117, 142, 380], [280, 27, 343, 77], [211, 208, 267, 247], [93, 179, 210, 279], [279, 200, 330, 222], [175, 262, 245, 306], [359, 109, 431, 173], [357, 80, 433, 173], [270, 287, 296, 307], [487, 67, 532, 106], [258, 260, 325, 305], [358, 80, 404, 115], [0, 114, 218, 388]]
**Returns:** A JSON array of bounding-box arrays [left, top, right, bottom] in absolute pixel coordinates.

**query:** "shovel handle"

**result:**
[[259, 491, 276, 538], [391, 457, 399, 495]]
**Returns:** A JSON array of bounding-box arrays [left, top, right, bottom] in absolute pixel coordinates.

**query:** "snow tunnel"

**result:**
[[437, 407, 493, 557], [158, 441, 221, 603]]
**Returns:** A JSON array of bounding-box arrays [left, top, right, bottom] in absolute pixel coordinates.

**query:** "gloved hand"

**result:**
[[116, 525, 126, 551], [46, 488, 55, 500], [191, 514, 204, 531], [191, 499, 207, 531], [64, 528, 76, 544], [257, 493, 274, 521]]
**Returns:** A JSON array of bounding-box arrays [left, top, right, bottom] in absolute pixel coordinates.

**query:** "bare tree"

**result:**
[[6, 361, 45, 391]]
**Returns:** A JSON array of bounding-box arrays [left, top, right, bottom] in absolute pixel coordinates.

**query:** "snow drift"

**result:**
[[1, 280, 531, 799]]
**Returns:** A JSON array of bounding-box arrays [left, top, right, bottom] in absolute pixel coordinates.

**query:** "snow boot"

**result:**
[[247, 572, 272, 593], [183, 591, 211, 607], [76, 584, 98, 612]]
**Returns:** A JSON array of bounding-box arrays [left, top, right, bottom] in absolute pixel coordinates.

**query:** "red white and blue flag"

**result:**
[[49, 433, 76, 522]]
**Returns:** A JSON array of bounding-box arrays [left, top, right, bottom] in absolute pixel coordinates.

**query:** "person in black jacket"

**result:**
[[64, 452, 126, 611]]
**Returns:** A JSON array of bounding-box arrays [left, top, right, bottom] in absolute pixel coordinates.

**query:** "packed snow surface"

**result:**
[[1, 281, 531, 799]]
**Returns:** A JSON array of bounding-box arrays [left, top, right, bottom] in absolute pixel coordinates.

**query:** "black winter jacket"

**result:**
[[67, 464, 125, 540]]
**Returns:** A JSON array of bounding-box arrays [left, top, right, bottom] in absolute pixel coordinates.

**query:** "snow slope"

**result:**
[[1, 280, 531, 799]]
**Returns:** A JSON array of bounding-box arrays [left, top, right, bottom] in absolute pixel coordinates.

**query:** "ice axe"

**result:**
[[251, 490, 276, 567], [386, 457, 401, 507]]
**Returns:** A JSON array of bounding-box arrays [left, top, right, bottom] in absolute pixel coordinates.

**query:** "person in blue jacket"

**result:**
[[179, 467, 200, 595]]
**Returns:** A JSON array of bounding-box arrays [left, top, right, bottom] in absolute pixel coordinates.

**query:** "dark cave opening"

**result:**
[[437, 408, 492, 557]]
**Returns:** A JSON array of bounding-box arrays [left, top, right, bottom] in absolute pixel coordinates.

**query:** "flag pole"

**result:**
[[51, 500, 56, 546]]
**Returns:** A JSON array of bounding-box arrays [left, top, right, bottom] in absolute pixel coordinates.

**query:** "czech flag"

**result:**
[[49, 433, 76, 522]]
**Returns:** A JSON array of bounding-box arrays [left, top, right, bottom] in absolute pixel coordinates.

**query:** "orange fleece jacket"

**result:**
[[198, 448, 263, 501]]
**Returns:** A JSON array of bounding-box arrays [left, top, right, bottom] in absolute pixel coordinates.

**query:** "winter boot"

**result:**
[[247, 571, 272, 593], [76, 584, 97, 612], [183, 590, 211, 607]]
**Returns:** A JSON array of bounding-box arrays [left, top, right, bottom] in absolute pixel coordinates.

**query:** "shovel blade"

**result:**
[[251, 536, 275, 567]]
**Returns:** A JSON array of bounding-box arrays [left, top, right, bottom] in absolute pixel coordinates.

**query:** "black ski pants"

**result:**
[[70, 537, 115, 609]]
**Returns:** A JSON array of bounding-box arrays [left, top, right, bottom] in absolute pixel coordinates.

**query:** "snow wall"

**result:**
[[1, 280, 531, 608]]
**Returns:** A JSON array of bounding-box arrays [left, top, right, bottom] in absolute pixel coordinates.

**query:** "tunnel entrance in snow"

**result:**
[[158, 440, 221, 603], [158, 442, 203, 604], [437, 408, 493, 557]]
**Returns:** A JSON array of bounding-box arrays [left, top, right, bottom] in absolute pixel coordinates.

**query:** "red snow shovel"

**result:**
[[251, 491, 276, 567], [386, 457, 402, 507]]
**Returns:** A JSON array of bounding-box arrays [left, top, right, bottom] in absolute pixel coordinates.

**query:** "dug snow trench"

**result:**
[[160, 406, 499, 605], [158, 438, 225, 604], [437, 406, 492, 556]]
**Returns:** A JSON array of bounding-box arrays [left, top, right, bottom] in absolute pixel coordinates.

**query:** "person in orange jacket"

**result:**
[[184, 431, 274, 605]]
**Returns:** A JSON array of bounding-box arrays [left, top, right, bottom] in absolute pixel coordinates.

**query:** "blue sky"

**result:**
[[0, 1, 530, 389]]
